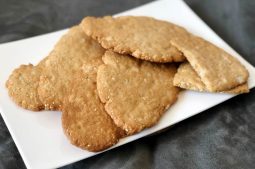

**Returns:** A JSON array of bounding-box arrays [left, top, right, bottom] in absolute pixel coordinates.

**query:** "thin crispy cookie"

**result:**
[[38, 26, 105, 110], [171, 36, 249, 92], [6, 64, 44, 111], [173, 62, 249, 94], [5, 56, 49, 111], [62, 70, 122, 152], [81, 16, 185, 63], [97, 51, 180, 135]]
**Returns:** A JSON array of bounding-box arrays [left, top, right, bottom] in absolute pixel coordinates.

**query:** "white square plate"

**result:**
[[0, 0, 255, 168]]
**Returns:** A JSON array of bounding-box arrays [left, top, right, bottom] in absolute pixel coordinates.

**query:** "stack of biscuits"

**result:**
[[6, 16, 249, 152]]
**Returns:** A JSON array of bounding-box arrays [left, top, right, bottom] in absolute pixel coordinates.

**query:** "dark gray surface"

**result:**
[[0, 0, 254, 169]]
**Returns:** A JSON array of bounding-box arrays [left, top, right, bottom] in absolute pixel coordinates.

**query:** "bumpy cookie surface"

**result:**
[[171, 36, 249, 92], [62, 70, 122, 152], [6, 57, 47, 111], [81, 16, 248, 91], [81, 16, 185, 63], [6, 63, 44, 111], [173, 62, 249, 94], [38, 26, 105, 110], [97, 51, 180, 135]]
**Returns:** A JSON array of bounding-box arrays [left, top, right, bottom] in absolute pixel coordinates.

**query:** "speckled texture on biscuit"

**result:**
[[81, 16, 186, 63], [80, 15, 248, 91], [171, 36, 249, 92], [38, 26, 105, 110], [62, 71, 122, 152], [97, 51, 180, 135], [173, 62, 249, 94], [6, 64, 44, 111]]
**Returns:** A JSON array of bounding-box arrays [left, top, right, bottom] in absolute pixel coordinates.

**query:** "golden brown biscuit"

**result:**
[[97, 51, 180, 135], [173, 62, 249, 94], [62, 70, 122, 152], [38, 26, 105, 110], [171, 36, 249, 92], [5, 55, 50, 111], [81, 16, 185, 63], [6, 64, 44, 111], [81, 15, 248, 91]]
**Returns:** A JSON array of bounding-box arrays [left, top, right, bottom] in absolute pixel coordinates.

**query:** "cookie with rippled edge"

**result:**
[[173, 62, 249, 94], [6, 56, 49, 111], [38, 26, 105, 110], [6, 64, 44, 111], [62, 71, 123, 152], [97, 51, 180, 135], [81, 16, 185, 63]]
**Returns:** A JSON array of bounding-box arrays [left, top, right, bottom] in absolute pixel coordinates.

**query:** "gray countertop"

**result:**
[[0, 0, 254, 169]]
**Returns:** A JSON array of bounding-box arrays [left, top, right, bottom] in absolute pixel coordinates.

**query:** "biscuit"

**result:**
[[171, 35, 249, 92], [173, 62, 249, 94], [80, 15, 248, 91], [38, 26, 105, 110], [6, 64, 44, 111], [62, 70, 122, 152], [81, 16, 186, 63], [5, 55, 49, 111], [97, 51, 180, 135]]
